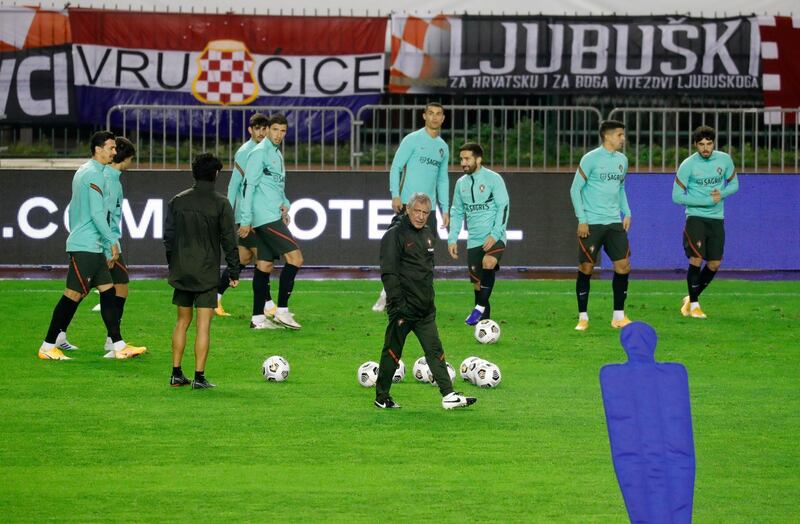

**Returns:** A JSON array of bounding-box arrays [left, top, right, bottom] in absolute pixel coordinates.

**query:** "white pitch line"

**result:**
[[8, 289, 800, 297]]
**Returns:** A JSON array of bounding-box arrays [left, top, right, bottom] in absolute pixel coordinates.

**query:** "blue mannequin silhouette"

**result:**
[[600, 322, 695, 523]]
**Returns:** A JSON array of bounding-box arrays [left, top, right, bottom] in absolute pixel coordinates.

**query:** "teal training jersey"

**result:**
[[228, 138, 257, 224], [66, 159, 119, 253], [672, 151, 738, 219], [389, 128, 450, 214], [448, 166, 510, 248], [103, 165, 124, 256], [240, 140, 291, 228], [570, 146, 631, 225]]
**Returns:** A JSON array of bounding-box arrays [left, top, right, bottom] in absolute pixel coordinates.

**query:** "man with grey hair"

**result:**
[[373, 192, 477, 410]]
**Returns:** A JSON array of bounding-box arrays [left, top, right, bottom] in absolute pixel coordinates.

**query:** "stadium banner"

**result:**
[[67, 10, 386, 139], [389, 14, 761, 94], [0, 45, 76, 123], [1, 169, 798, 270]]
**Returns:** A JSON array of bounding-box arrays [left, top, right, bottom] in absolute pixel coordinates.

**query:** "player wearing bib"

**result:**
[[215, 113, 269, 318], [38, 131, 146, 361], [372, 102, 451, 312], [673, 126, 739, 319], [239, 114, 303, 330], [447, 143, 509, 326], [570, 120, 633, 331]]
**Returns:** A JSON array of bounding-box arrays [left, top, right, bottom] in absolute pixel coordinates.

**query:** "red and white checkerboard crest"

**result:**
[[389, 14, 451, 93], [192, 40, 258, 105]]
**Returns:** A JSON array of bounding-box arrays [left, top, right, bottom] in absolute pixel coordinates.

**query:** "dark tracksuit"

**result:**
[[375, 214, 454, 401], [164, 180, 240, 292]]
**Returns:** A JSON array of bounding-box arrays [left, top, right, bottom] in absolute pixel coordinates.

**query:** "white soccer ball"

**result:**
[[474, 319, 501, 344], [412, 357, 431, 383], [430, 361, 457, 387], [392, 359, 406, 383], [262, 355, 290, 382], [460, 356, 482, 381], [465, 358, 488, 384], [473, 362, 502, 388], [358, 361, 379, 387]]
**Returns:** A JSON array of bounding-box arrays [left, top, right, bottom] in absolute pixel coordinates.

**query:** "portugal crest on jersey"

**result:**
[[479, 184, 486, 192], [192, 40, 258, 105]]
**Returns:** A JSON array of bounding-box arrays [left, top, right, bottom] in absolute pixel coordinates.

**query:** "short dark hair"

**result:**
[[425, 101, 444, 112], [249, 112, 270, 127], [192, 153, 223, 181], [269, 113, 288, 127], [459, 142, 483, 158], [599, 120, 625, 140], [113, 136, 136, 164], [692, 125, 715, 144], [89, 130, 115, 157]]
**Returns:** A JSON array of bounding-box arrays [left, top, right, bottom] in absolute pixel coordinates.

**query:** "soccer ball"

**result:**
[[412, 357, 431, 383], [465, 358, 488, 384], [430, 361, 457, 387], [358, 361, 379, 387], [460, 356, 482, 381], [473, 362, 502, 388], [262, 355, 290, 382], [392, 359, 406, 383], [474, 319, 501, 344]]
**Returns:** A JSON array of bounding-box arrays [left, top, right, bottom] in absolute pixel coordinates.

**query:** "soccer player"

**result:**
[[164, 153, 240, 389], [569, 120, 633, 331], [447, 142, 510, 325], [239, 114, 303, 330], [37, 131, 147, 360], [673, 126, 739, 318], [374, 192, 477, 410], [215, 112, 269, 318], [372, 102, 450, 312], [101, 136, 136, 357]]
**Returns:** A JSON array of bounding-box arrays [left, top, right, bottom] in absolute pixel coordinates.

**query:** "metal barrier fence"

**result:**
[[353, 104, 604, 171], [5, 104, 795, 172], [105, 105, 356, 170], [607, 107, 800, 173]]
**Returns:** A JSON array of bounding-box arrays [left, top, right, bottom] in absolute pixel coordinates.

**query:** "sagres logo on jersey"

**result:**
[[717, 167, 723, 175], [618, 164, 624, 173], [439, 148, 444, 157], [192, 40, 258, 105]]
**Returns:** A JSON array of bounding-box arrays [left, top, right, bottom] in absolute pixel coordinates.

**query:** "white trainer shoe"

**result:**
[[273, 310, 301, 330], [55, 331, 79, 351], [372, 292, 386, 312], [104, 337, 113, 353], [91, 303, 101, 312], [250, 316, 281, 330], [442, 391, 478, 410]]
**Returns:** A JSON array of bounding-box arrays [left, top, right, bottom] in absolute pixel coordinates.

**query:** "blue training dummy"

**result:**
[[600, 321, 696, 523]]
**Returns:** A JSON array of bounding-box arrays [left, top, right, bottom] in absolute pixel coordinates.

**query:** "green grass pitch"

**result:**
[[0, 278, 798, 522]]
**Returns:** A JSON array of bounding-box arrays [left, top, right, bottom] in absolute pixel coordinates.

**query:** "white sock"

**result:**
[[113, 340, 126, 351], [690, 302, 700, 311], [379, 289, 386, 299], [252, 314, 266, 322], [277, 307, 289, 314], [613, 310, 625, 321], [579, 312, 589, 321], [264, 300, 276, 311], [474, 305, 485, 313], [217, 293, 222, 301], [41, 341, 55, 350]]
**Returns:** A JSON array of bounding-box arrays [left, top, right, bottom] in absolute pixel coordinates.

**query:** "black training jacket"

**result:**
[[380, 214, 436, 321], [164, 180, 239, 292]]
